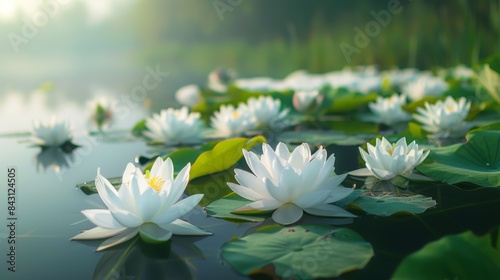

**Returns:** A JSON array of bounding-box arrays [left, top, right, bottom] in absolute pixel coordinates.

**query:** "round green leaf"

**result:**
[[222, 225, 373, 279], [205, 193, 267, 222], [190, 136, 266, 180], [348, 194, 436, 216], [417, 131, 500, 187], [392, 228, 500, 279]]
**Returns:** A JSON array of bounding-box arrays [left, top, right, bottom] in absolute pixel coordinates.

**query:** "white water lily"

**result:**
[[175, 84, 202, 107], [350, 137, 429, 181], [413, 96, 472, 138], [242, 96, 289, 129], [368, 94, 411, 125], [144, 107, 204, 145], [210, 104, 256, 137], [228, 142, 355, 225], [31, 117, 72, 147], [292, 90, 323, 112], [71, 158, 211, 251], [402, 75, 449, 101]]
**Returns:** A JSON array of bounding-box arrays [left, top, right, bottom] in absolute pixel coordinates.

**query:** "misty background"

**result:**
[[0, 0, 499, 132]]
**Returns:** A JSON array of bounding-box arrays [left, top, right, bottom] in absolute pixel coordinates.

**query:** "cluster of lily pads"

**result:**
[[29, 57, 500, 279]]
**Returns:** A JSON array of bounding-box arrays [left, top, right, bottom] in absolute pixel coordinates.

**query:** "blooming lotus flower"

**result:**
[[228, 142, 355, 225], [71, 157, 211, 251], [210, 104, 256, 137], [144, 107, 204, 145], [451, 65, 474, 80], [413, 96, 472, 139], [293, 90, 324, 112], [368, 94, 411, 125], [31, 117, 72, 147], [402, 76, 449, 101], [175, 84, 202, 107], [350, 137, 429, 181], [241, 96, 289, 129]]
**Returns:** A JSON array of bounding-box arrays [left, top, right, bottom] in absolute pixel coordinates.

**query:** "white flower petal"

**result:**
[[234, 169, 268, 196], [325, 186, 354, 203], [110, 210, 143, 228], [71, 227, 126, 240], [81, 209, 125, 229], [272, 203, 303, 225], [95, 169, 128, 213], [139, 223, 173, 242], [160, 219, 212, 236], [96, 228, 139, 251], [265, 177, 290, 203], [153, 194, 203, 225], [149, 157, 164, 178], [136, 187, 161, 222], [293, 190, 331, 208], [235, 199, 282, 211], [164, 163, 191, 208], [121, 163, 136, 184], [227, 182, 267, 201], [348, 168, 374, 177]]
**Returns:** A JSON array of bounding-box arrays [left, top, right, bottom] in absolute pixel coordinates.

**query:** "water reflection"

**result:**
[[92, 237, 205, 280], [35, 145, 78, 173], [362, 176, 413, 195]]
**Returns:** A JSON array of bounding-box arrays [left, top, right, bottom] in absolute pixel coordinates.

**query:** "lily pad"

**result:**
[[187, 170, 236, 207], [143, 141, 218, 174], [221, 225, 373, 279], [277, 130, 370, 146], [130, 119, 147, 137], [417, 131, 500, 187], [205, 193, 267, 222], [348, 193, 436, 216], [392, 227, 500, 279], [190, 136, 266, 180], [326, 88, 378, 113]]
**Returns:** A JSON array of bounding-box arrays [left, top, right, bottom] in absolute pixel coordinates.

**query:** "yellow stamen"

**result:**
[[148, 176, 165, 192], [231, 110, 240, 119], [386, 143, 397, 156]]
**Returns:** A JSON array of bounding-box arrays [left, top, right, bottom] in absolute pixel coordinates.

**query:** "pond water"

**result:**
[[1, 131, 500, 280]]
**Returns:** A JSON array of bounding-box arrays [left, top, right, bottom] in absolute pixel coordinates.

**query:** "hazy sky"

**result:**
[[0, 0, 132, 23]]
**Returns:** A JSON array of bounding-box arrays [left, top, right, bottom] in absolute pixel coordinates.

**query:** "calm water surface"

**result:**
[[1, 133, 500, 280]]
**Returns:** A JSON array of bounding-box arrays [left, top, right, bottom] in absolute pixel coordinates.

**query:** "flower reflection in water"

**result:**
[[92, 237, 204, 280], [35, 146, 78, 174]]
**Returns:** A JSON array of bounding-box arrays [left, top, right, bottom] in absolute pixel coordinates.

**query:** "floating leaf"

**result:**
[[277, 130, 370, 146], [190, 136, 266, 180], [392, 227, 500, 279], [348, 193, 436, 216], [205, 193, 267, 222], [77, 177, 122, 195], [221, 225, 373, 279], [187, 170, 236, 207], [130, 119, 146, 137], [477, 64, 500, 105], [417, 131, 500, 187], [143, 141, 218, 175]]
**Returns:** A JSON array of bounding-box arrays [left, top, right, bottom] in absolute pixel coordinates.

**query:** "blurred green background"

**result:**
[[0, 0, 499, 113]]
